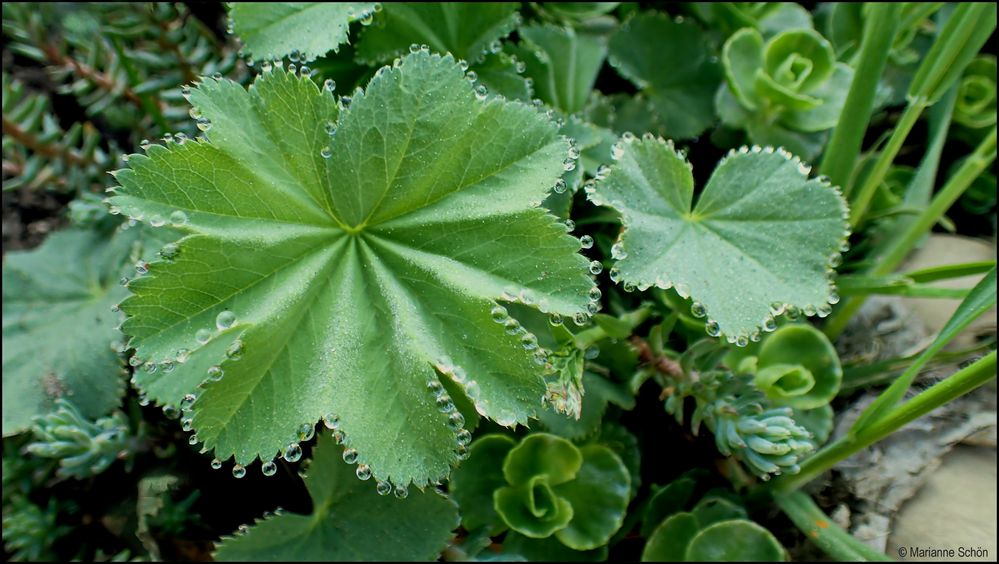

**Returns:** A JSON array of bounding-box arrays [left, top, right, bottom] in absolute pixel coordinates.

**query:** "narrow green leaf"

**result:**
[[774, 491, 892, 561], [229, 3, 377, 62], [109, 52, 593, 487], [851, 267, 996, 434], [590, 137, 849, 342], [214, 433, 459, 562]]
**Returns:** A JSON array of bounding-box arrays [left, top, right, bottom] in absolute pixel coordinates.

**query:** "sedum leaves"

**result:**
[[214, 432, 459, 561], [108, 51, 593, 488], [590, 136, 848, 342], [2, 228, 137, 435], [229, 3, 378, 62]]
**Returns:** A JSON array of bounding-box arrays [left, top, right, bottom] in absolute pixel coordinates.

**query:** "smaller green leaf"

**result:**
[[450, 434, 517, 534], [792, 405, 834, 446], [503, 434, 582, 486], [590, 136, 848, 342], [781, 64, 853, 132], [537, 372, 631, 441], [2, 228, 144, 435], [553, 444, 631, 550], [475, 52, 533, 102], [756, 364, 816, 400], [229, 3, 377, 62], [214, 433, 459, 562], [641, 513, 699, 562], [355, 3, 520, 66], [685, 520, 787, 562]]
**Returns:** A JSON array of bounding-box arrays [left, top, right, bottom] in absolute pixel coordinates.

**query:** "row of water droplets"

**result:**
[[325, 412, 413, 499]]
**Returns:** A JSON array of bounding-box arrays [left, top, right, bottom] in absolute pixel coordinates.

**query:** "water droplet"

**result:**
[[207, 365, 223, 381], [563, 159, 576, 172], [520, 333, 538, 351], [226, 340, 244, 361], [161, 360, 175, 373], [611, 242, 627, 260], [827, 292, 840, 305], [475, 84, 488, 100], [376, 480, 392, 495], [170, 210, 188, 226], [196, 329, 212, 344], [588, 260, 603, 275], [763, 318, 777, 332], [343, 448, 358, 464], [394, 484, 409, 499], [283, 443, 302, 463], [409, 43, 421, 53], [567, 145, 580, 160], [427, 379, 443, 393], [447, 411, 465, 430], [211, 458, 222, 470], [549, 313, 563, 326], [573, 312, 589, 326], [159, 243, 179, 261], [436, 393, 454, 413], [466, 70, 477, 83], [181, 393, 197, 411], [135, 261, 149, 275], [321, 146, 332, 158], [176, 348, 190, 363], [143, 361, 157, 374], [323, 413, 339, 429], [212, 72, 222, 80], [690, 302, 706, 318], [139, 139, 151, 150], [163, 405, 180, 419], [490, 305, 508, 323], [196, 117, 211, 132], [261, 460, 277, 476], [736, 335, 749, 347], [188, 434, 199, 445], [608, 267, 621, 283], [706, 321, 721, 337], [359, 12, 373, 25], [181, 417, 193, 432], [503, 318, 521, 335], [298, 423, 315, 442], [232, 464, 246, 479], [356, 464, 372, 480], [580, 235, 594, 249], [456, 428, 472, 446]]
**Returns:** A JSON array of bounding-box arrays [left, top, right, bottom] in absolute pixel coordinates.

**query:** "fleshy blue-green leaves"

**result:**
[[355, 3, 520, 66], [452, 433, 630, 551], [214, 432, 459, 562], [589, 136, 849, 343], [2, 228, 139, 435], [108, 51, 594, 487], [608, 13, 722, 139], [229, 3, 378, 62], [717, 27, 854, 159], [509, 24, 608, 115]]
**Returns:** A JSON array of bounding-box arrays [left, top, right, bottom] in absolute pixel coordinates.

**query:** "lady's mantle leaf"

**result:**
[[355, 3, 520, 66], [214, 433, 459, 562], [508, 24, 608, 115], [2, 228, 138, 435], [108, 51, 593, 487], [590, 137, 848, 342], [608, 13, 721, 139], [229, 3, 378, 62]]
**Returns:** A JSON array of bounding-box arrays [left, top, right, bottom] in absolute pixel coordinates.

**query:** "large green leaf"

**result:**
[[108, 52, 594, 487], [229, 3, 378, 62], [214, 432, 459, 561], [589, 137, 848, 342], [2, 228, 139, 435], [608, 13, 722, 139], [355, 3, 520, 66], [509, 24, 608, 115]]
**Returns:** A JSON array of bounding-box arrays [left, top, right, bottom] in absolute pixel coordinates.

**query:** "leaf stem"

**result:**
[[772, 351, 996, 493], [821, 2, 901, 192], [774, 490, 892, 561]]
